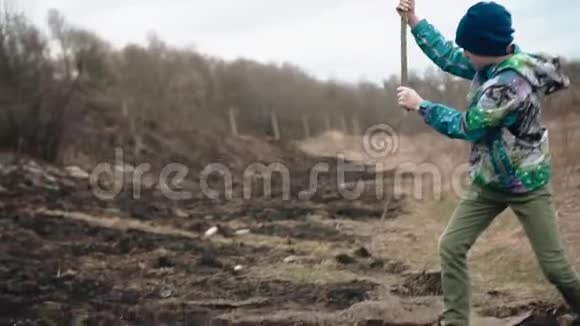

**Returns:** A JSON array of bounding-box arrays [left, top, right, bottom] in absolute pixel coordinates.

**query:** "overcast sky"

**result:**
[[14, 0, 580, 84]]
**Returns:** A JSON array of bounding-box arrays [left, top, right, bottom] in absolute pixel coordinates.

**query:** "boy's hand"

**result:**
[[396, 0, 420, 28], [396, 0, 414, 17], [397, 86, 423, 112]]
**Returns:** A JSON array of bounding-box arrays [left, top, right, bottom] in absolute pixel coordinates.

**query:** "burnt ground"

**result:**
[[0, 154, 576, 325]]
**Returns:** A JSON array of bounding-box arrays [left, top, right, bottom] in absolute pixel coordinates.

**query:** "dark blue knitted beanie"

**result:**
[[455, 1, 514, 56]]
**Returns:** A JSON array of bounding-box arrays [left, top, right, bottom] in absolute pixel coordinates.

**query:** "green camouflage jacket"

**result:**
[[412, 19, 570, 193]]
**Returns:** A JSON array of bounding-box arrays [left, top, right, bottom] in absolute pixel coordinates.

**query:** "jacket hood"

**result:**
[[494, 52, 570, 96]]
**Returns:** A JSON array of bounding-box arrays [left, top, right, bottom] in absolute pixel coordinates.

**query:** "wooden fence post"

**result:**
[[271, 111, 280, 140], [339, 115, 348, 134], [228, 107, 238, 137], [123, 99, 143, 160], [323, 114, 332, 131]]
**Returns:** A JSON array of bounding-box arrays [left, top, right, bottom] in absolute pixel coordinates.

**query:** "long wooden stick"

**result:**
[[399, 15, 409, 123], [400, 16, 408, 86]]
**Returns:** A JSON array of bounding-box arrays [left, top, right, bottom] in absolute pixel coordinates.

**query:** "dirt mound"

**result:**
[[0, 155, 84, 205], [144, 130, 321, 176], [392, 271, 443, 297]]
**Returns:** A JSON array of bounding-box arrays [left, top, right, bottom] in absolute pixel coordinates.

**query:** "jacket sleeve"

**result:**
[[411, 19, 476, 80], [418, 74, 532, 142]]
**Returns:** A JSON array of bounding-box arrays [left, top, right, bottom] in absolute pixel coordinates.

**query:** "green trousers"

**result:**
[[440, 184, 580, 325]]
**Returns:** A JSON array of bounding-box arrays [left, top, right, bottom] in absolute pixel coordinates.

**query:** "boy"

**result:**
[[395, 1, 580, 325]]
